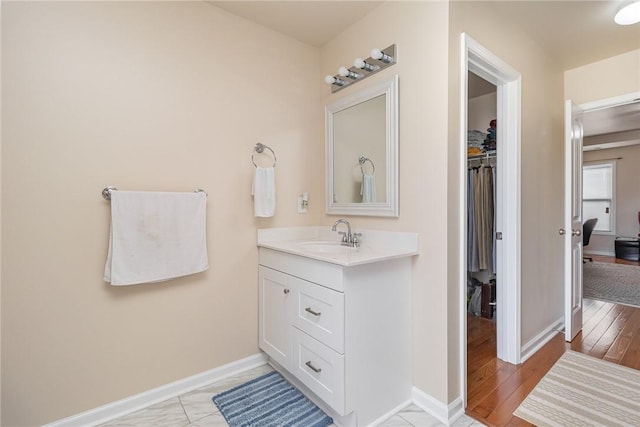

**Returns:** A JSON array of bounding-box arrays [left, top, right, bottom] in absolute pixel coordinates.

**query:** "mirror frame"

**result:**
[[325, 74, 399, 217]]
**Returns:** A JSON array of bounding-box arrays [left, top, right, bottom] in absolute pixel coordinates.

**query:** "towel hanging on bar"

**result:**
[[103, 190, 208, 286]]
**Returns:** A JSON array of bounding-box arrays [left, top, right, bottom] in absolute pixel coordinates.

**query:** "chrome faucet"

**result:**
[[331, 219, 361, 247]]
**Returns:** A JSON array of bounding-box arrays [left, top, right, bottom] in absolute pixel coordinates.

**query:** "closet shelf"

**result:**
[[468, 150, 496, 160]]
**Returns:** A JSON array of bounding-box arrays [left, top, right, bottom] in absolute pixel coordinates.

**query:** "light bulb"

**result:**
[[338, 66, 359, 79], [615, 1, 640, 25], [370, 48, 393, 63], [324, 75, 344, 86], [354, 58, 377, 72]]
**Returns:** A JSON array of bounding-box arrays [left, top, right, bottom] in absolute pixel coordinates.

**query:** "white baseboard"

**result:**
[[584, 250, 615, 257], [520, 316, 564, 363], [44, 352, 268, 427], [412, 387, 464, 425], [369, 399, 413, 426]]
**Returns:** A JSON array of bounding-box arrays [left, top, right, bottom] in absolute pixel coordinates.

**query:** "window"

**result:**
[[582, 161, 615, 234]]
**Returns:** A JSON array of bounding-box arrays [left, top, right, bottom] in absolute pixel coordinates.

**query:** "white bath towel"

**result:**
[[251, 166, 276, 217], [104, 191, 208, 286], [361, 174, 377, 203]]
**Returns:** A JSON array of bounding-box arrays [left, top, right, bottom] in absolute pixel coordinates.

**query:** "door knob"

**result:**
[[559, 228, 566, 235], [572, 229, 582, 236]]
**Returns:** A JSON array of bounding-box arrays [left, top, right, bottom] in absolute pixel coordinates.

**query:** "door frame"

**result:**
[[459, 33, 522, 406], [563, 90, 640, 339]]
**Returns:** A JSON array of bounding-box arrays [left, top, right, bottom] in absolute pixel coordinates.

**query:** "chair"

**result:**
[[583, 218, 598, 262]]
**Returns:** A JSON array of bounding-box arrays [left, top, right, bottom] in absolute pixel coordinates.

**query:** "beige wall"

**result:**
[[1, 2, 323, 425], [468, 92, 497, 133], [584, 144, 640, 254], [564, 49, 640, 104], [321, 1, 452, 403], [448, 1, 565, 402]]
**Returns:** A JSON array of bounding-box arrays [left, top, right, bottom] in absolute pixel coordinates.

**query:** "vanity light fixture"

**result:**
[[323, 44, 397, 93], [338, 66, 360, 80], [615, 1, 640, 25]]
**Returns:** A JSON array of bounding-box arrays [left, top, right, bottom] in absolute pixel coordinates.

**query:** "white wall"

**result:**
[[1, 2, 322, 425]]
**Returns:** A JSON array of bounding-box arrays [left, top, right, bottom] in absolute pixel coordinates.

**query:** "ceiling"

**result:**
[[210, 1, 640, 138], [209, 1, 383, 47], [209, 1, 640, 70], [583, 101, 640, 137]]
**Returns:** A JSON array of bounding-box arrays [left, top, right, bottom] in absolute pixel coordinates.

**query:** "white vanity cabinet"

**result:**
[[258, 245, 413, 426]]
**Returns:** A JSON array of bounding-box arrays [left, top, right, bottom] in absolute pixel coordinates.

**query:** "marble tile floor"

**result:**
[[99, 364, 484, 427]]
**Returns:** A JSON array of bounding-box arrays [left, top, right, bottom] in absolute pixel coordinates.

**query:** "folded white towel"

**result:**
[[104, 191, 208, 286], [361, 174, 377, 203], [251, 166, 276, 217]]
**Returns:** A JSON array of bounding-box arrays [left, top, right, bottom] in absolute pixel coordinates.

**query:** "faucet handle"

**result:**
[[338, 231, 348, 243], [352, 233, 362, 247]]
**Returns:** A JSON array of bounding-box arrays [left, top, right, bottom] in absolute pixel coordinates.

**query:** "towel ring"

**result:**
[[359, 156, 375, 176], [252, 143, 277, 168]]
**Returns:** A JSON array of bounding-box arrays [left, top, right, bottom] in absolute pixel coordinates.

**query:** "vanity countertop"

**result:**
[[257, 226, 419, 267]]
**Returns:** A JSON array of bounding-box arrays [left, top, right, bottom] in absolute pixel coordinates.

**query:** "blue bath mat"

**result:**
[[212, 370, 333, 427]]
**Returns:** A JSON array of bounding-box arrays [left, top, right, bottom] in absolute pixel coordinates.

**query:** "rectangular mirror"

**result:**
[[326, 74, 398, 217]]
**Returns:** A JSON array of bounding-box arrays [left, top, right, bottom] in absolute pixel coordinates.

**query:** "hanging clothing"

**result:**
[[468, 169, 479, 272], [480, 166, 494, 274], [468, 165, 495, 274]]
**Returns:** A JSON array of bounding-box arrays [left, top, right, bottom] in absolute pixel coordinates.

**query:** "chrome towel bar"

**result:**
[[102, 187, 207, 201]]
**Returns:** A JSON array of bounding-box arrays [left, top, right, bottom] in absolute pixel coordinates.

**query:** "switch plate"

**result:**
[[297, 196, 307, 213]]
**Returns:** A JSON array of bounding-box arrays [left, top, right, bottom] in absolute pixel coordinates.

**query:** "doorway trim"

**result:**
[[458, 33, 522, 406]]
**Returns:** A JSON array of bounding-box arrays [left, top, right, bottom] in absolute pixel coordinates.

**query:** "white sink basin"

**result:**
[[296, 241, 358, 254]]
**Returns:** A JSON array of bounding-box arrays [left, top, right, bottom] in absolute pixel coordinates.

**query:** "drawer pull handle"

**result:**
[[284, 289, 290, 295], [305, 307, 322, 316], [305, 361, 322, 373]]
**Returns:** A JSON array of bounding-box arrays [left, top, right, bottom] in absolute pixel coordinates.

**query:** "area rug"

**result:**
[[212, 370, 333, 427], [514, 350, 640, 426], [583, 261, 640, 308]]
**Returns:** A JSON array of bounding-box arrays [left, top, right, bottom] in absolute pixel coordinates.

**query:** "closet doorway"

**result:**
[[466, 71, 498, 386], [459, 33, 522, 408]]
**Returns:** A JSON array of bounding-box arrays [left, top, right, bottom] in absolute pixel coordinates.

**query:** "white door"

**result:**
[[258, 266, 293, 369], [564, 100, 584, 342]]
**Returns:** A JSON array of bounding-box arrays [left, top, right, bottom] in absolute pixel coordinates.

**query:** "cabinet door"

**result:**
[[258, 266, 293, 370]]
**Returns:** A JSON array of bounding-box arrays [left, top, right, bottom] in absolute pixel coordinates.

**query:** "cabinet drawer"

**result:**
[[292, 328, 346, 415], [291, 276, 344, 353]]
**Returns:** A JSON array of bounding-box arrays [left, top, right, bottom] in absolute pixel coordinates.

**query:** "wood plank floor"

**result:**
[[466, 256, 640, 426]]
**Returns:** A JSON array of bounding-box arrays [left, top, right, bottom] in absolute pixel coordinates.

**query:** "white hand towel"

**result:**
[[361, 175, 377, 203], [251, 166, 276, 217], [104, 191, 208, 286]]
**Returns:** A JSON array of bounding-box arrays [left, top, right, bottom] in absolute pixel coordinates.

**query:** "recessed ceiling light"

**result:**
[[615, 1, 640, 25]]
